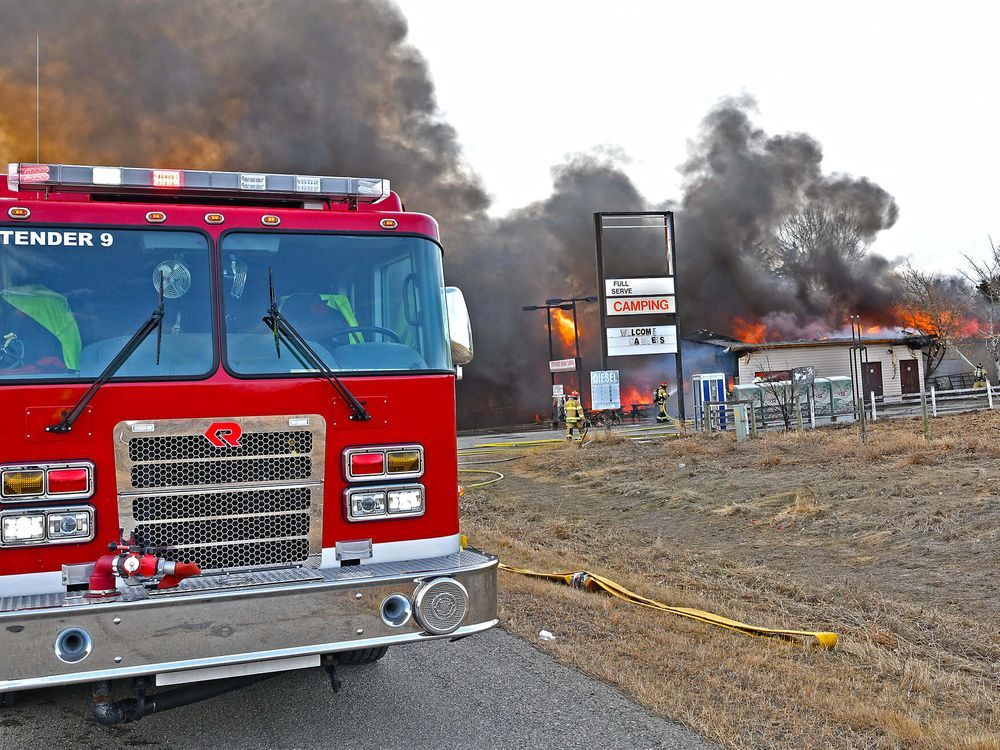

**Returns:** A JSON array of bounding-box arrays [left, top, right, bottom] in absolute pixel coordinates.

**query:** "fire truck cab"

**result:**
[[0, 163, 496, 723]]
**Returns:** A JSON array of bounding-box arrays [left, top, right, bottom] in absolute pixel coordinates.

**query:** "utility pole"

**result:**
[[545, 296, 598, 397], [524, 301, 583, 428]]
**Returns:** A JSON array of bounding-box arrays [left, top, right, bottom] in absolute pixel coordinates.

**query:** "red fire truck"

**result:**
[[0, 162, 496, 724]]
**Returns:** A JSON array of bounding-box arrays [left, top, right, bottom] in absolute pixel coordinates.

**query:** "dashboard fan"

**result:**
[[152, 260, 193, 299]]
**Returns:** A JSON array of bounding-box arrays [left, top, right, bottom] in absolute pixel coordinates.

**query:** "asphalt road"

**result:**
[[457, 422, 679, 450], [0, 628, 713, 750]]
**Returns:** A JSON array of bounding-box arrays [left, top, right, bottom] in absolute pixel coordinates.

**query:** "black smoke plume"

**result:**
[[0, 4, 902, 427], [676, 96, 900, 339], [0, 0, 487, 221]]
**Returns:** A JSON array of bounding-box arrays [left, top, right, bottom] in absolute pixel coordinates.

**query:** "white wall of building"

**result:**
[[737, 343, 925, 400]]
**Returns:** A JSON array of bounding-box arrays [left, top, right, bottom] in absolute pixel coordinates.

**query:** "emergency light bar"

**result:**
[[6, 163, 391, 203]]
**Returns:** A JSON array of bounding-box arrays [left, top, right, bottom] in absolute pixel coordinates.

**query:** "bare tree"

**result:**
[[961, 239, 1000, 380], [896, 263, 970, 378], [744, 346, 800, 430], [767, 203, 870, 275]]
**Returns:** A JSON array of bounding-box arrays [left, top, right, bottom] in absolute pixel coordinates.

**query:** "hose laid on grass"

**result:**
[[498, 563, 838, 650], [458, 469, 505, 489], [471, 439, 567, 448], [458, 455, 524, 466], [457, 449, 527, 457], [458, 439, 838, 649]]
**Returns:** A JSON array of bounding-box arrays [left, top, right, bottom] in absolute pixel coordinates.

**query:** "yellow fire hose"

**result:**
[[457, 469, 505, 489], [496, 563, 838, 649], [471, 439, 567, 448], [457, 440, 838, 649]]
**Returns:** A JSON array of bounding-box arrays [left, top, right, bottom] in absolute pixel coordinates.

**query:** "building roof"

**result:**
[[727, 333, 935, 353], [684, 329, 749, 348]]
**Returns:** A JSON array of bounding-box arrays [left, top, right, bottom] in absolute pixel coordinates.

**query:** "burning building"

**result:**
[[712, 333, 935, 402]]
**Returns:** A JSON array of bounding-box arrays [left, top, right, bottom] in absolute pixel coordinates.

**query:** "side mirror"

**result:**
[[445, 286, 474, 366]]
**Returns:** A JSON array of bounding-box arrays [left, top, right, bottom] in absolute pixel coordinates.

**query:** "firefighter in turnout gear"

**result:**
[[564, 390, 584, 440], [654, 381, 670, 424], [974, 362, 988, 388]]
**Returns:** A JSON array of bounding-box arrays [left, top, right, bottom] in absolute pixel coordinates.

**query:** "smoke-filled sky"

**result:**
[[0, 0, 984, 424], [398, 0, 1000, 275]]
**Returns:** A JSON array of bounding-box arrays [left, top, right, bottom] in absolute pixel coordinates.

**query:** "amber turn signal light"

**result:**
[[386, 450, 421, 474], [1, 469, 44, 497]]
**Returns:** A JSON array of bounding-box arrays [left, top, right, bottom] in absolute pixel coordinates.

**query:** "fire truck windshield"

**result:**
[[0, 227, 213, 381], [221, 232, 451, 375]]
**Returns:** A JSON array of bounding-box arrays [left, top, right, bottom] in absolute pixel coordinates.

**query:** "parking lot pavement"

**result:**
[[0, 628, 714, 750]]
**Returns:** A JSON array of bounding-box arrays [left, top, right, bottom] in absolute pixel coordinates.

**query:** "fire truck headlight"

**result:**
[[346, 485, 425, 521], [349, 490, 386, 520], [1, 513, 45, 544], [46, 510, 92, 540], [1, 506, 94, 546], [387, 487, 424, 516]]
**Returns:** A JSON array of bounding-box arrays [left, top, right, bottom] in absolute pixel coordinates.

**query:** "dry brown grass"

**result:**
[[462, 412, 1000, 750]]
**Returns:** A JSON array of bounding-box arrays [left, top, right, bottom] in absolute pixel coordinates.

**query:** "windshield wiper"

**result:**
[[262, 268, 371, 422], [46, 273, 166, 434]]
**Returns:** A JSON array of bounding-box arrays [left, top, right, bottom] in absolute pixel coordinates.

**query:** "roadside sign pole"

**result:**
[[593, 211, 685, 424], [571, 299, 583, 395], [546, 308, 555, 390], [667, 212, 686, 425], [593, 213, 609, 373]]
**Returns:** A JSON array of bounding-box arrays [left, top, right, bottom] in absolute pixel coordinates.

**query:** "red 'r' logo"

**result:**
[[204, 421, 242, 448]]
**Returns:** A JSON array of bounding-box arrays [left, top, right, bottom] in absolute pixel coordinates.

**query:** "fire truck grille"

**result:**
[[127, 486, 317, 570], [132, 486, 312, 522], [130, 456, 312, 490], [155, 539, 311, 572], [114, 416, 326, 572], [128, 431, 313, 462]]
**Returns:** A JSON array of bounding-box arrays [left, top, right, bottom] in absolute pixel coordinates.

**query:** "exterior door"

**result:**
[[862, 361, 884, 400], [900, 359, 920, 394]]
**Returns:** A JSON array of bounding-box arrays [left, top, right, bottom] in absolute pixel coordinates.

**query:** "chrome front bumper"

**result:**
[[0, 549, 497, 693]]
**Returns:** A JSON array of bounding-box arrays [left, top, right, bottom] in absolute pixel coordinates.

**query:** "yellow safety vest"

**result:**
[[280, 293, 364, 344], [565, 399, 583, 421]]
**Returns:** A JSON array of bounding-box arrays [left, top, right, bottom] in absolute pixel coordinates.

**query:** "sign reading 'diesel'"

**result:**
[[590, 369, 621, 410], [604, 277, 675, 297], [606, 325, 677, 356], [549, 358, 577, 373]]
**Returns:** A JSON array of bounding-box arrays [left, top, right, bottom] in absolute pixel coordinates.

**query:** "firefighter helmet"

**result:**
[[660, 381, 668, 387], [569, 390, 579, 398]]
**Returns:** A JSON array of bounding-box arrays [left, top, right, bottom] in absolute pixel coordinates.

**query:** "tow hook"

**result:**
[[87, 538, 201, 597]]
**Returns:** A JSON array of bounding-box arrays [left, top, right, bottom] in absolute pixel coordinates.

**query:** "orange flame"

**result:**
[[895, 307, 980, 339], [620, 384, 653, 407], [732, 316, 769, 343], [551, 308, 578, 349]]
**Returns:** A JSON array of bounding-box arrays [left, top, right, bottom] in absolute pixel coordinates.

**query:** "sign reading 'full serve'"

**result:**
[[603, 276, 678, 356], [604, 277, 678, 318], [604, 277, 675, 297]]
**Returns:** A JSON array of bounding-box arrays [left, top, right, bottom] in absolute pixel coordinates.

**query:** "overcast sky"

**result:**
[[395, 0, 999, 274]]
